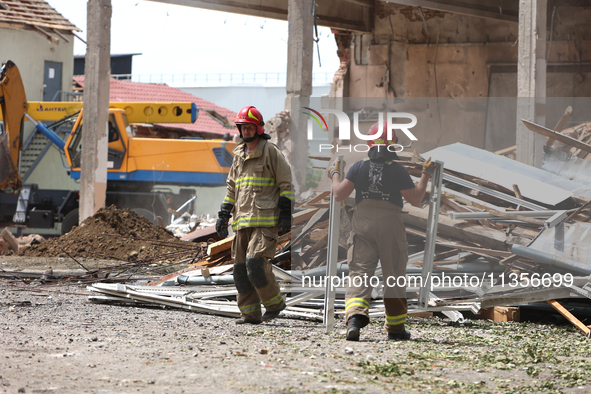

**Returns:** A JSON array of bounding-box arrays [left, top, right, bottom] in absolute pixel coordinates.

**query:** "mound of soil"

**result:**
[[17, 206, 199, 263]]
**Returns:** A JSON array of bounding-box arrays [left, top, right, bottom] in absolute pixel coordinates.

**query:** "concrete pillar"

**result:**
[[328, 30, 351, 149], [80, 0, 111, 223], [516, 0, 547, 167], [285, 0, 314, 195]]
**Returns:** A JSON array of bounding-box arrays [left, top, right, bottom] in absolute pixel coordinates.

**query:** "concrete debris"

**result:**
[[1, 228, 19, 253], [265, 110, 291, 163], [166, 213, 216, 238], [0, 230, 45, 255]]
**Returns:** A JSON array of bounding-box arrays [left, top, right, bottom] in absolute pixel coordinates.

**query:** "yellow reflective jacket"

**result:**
[[223, 139, 293, 231]]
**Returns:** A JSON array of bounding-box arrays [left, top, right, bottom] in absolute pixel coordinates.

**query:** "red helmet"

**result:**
[[367, 120, 398, 149], [234, 106, 265, 135]]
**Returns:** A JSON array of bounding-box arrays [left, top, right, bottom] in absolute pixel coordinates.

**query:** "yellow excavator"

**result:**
[[0, 60, 236, 233]]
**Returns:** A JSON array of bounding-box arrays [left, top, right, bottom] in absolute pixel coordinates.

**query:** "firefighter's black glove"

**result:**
[[216, 203, 234, 239], [278, 196, 293, 236]]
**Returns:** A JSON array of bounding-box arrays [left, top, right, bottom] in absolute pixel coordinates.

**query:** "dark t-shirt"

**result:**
[[345, 158, 415, 208]]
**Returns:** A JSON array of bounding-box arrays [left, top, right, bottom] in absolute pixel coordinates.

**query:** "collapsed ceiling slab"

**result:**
[[148, 0, 520, 33], [147, 0, 373, 32], [385, 0, 518, 23]]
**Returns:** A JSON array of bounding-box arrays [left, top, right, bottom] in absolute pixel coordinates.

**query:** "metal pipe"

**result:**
[[511, 244, 591, 275], [176, 274, 235, 286]]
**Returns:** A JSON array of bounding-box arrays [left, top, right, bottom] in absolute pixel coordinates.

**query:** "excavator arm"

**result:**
[[0, 60, 27, 190]]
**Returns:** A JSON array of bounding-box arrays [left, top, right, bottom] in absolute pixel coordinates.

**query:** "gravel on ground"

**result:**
[[1, 276, 591, 394]]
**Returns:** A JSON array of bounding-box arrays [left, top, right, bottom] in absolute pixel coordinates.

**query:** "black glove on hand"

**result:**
[[216, 203, 234, 239], [278, 196, 293, 235], [215, 218, 229, 239]]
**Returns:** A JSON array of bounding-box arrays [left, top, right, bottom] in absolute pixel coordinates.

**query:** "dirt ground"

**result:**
[[1, 267, 591, 394]]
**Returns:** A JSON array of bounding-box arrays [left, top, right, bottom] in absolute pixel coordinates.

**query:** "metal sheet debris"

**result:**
[[425, 143, 591, 203]]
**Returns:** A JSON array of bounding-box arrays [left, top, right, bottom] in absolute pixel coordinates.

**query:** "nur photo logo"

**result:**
[[303, 108, 419, 153]]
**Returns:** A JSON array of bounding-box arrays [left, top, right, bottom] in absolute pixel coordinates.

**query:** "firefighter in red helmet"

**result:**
[[327, 120, 434, 341], [216, 105, 294, 324]]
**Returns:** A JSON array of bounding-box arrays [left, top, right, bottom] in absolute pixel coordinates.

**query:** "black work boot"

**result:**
[[387, 328, 411, 341], [262, 303, 286, 322], [235, 317, 262, 325], [346, 316, 364, 341]]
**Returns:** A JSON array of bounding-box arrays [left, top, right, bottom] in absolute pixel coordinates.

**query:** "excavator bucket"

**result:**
[[0, 60, 27, 190], [0, 132, 19, 190]]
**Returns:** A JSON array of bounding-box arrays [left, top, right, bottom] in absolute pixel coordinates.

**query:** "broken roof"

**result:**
[[0, 0, 80, 43], [73, 76, 238, 137]]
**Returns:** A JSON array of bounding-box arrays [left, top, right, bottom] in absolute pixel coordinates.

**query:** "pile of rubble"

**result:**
[[15, 206, 195, 263]]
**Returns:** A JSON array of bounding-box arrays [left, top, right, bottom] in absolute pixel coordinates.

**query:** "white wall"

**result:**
[[1, 28, 74, 103]]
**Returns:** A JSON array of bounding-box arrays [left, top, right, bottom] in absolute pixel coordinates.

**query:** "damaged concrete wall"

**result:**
[[334, 2, 591, 153]]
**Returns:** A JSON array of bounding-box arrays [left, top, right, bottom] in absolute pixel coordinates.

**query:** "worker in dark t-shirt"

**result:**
[[327, 120, 434, 341]]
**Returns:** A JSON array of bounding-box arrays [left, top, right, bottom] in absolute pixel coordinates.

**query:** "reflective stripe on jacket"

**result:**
[[224, 139, 293, 231]]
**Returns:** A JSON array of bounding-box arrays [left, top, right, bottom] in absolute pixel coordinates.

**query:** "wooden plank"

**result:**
[[306, 253, 326, 269], [33, 24, 59, 43], [495, 145, 517, 155], [523, 119, 591, 155], [565, 200, 591, 223], [0, 21, 26, 29], [0, 8, 78, 31], [180, 225, 218, 242], [512, 184, 523, 200], [308, 155, 331, 161], [441, 187, 507, 213], [309, 227, 329, 242], [408, 248, 463, 267], [576, 130, 591, 159], [488, 209, 545, 226], [433, 249, 461, 261], [405, 227, 502, 261], [303, 191, 330, 206], [306, 203, 330, 208], [510, 226, 541, 239], [546, 106, 573, 147], [441, 195, 471, 213], [547, 299, 590, 337], [206, 236, 233, 256], [293, 208, 319, 225], [405, 226, 454, 245], [434, 253, 479, 267], [499, 254, 519, 266], [479, 306, 520, 322]]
